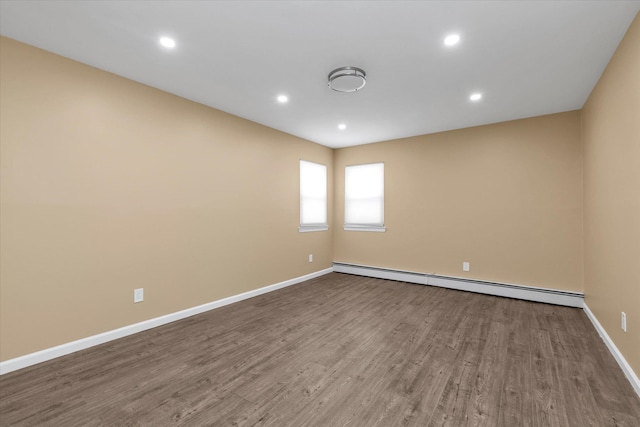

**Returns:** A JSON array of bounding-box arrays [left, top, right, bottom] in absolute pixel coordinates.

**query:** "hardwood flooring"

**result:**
[[1, 272, 639, 426]]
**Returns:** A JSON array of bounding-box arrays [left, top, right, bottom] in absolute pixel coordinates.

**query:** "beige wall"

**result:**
[[334, 112, 583, 292], [0, 37, 333, 361], [582, 13, 640, 375]]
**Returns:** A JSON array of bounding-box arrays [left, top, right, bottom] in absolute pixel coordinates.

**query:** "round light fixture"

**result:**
[[159, 37, 176, 48], [328, 66, 366, 93], [470, 93, 482, 101], [277, 94, 288, 103], [338, 123, 347, 130], [444, 34, 460, 46]]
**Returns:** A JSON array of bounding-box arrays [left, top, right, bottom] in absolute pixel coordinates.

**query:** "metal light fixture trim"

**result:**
[[328, 66, 367, 92]]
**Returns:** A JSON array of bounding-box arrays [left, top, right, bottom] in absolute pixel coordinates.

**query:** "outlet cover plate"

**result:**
[[134, 288, 144, 303]]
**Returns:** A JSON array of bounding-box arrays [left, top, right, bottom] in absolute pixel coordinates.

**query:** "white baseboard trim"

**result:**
[[583, 303, 640, 398], [333, 262, 584, 308], [0, 267, 333, 376]]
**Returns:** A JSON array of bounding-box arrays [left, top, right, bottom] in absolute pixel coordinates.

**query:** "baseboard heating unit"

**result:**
[[333, 262, 584, 308]]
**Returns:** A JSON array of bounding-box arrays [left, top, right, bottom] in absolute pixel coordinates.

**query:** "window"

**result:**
[[344, 162, 385, 232], [299, 160, 328, 232]]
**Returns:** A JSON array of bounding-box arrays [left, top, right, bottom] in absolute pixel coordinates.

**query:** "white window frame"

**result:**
[[299, 160, 328, 232], [344, 162, 386, 232]]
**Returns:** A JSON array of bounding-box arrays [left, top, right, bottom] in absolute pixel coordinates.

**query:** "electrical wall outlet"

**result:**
[[463, 262, 470, 272], [309, 254, 313, 263], [134, 288, 144, 303], [621, 312, 627, 332]]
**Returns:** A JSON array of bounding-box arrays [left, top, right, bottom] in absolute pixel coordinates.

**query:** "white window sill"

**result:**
[[343, 225, 386, 232], [299, 225, 329, 233]]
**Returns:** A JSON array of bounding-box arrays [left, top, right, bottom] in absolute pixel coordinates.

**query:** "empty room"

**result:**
[[1, 1, 639, 426]]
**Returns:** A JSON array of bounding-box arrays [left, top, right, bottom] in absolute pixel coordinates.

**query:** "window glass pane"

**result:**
[[300, 160, 327, 226], [346, 199, 383, 224], [302, 198, 326, 224], [345, 163, 384, 226]]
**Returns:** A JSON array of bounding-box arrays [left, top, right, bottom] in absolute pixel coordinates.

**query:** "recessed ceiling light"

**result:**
[[470, 93, 482, 101], [444, 34, 460, 46], [277, 95, 288, 103], [338, 123, 347, 130], [159, 37, 176, 48]]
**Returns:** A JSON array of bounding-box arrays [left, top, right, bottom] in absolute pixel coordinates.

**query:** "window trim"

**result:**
[[299, 224, 330, 233], [343, 224, 386, 232]]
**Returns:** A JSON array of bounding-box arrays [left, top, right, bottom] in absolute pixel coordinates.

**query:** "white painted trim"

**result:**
[[299, 225, 329, 232], [334, 263, 426, 285], [0, 267, 333, 375], [333, 262, 584, 308], [583, 303, 640, 398], [343, 226, 386, 232]]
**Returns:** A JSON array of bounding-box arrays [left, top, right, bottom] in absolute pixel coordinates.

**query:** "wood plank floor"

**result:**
[[1, 272, 639, 426]]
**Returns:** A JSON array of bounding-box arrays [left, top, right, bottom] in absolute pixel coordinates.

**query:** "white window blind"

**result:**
[[345, 162, 385, 232], [299, 160, 328, 232]]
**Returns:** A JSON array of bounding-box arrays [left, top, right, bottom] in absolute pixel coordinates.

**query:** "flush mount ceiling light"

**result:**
[[328, 66, 366, 93]]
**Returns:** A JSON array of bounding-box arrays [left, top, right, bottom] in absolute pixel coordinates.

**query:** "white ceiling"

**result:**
[[1, 1, 639, 148]]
